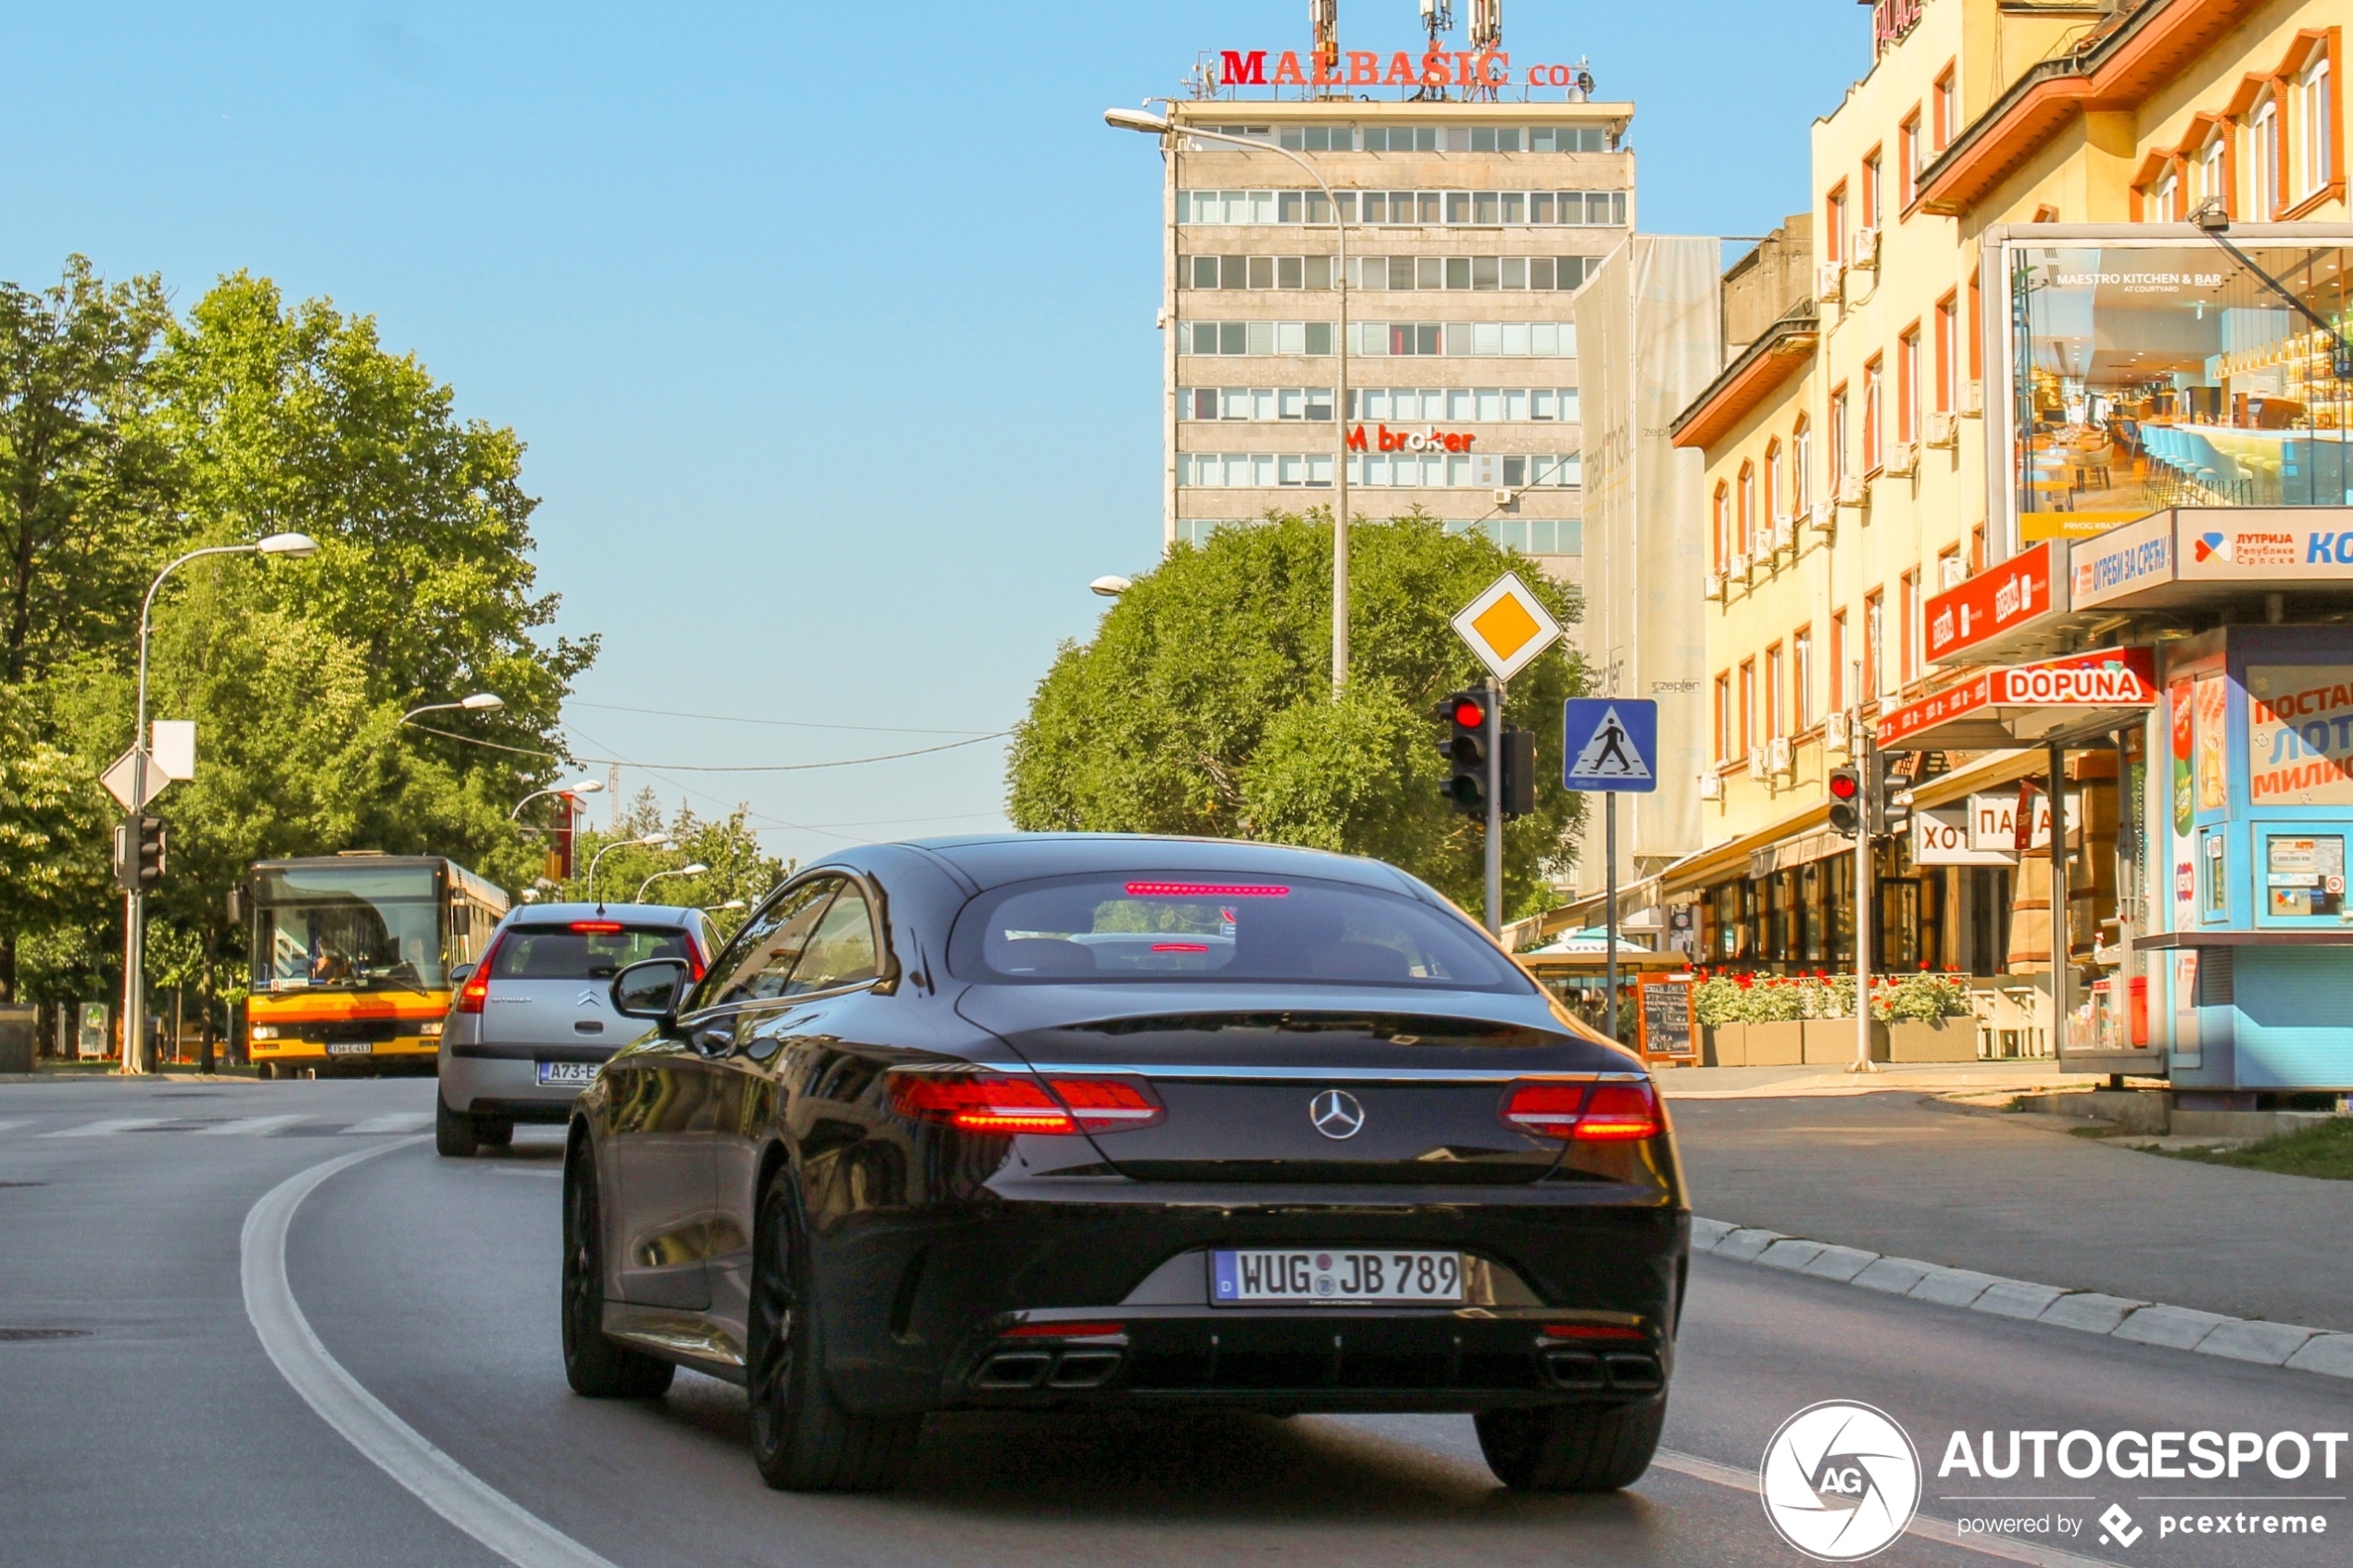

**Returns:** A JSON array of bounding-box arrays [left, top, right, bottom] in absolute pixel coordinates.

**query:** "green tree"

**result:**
[[561, 792, 791, 928], [0, 256, 176, 686], [1007, 511, 1586, 918]]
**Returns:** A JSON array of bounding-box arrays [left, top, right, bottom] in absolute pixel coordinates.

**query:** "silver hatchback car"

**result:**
[[436, 903, 717, 1157]]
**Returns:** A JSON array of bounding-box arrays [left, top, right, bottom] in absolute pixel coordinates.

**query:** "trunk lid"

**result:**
[[954, 984, 1633, 1185], [476, 922, 699, 1049]]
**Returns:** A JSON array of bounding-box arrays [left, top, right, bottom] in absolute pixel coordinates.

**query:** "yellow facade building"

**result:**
[[1663, 0, 2352, 1067]]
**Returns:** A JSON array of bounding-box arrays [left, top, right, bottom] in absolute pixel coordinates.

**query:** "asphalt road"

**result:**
[[3, 1075, 2347, 1568]]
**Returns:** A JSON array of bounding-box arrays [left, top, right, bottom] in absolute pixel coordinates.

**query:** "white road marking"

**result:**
[[196, 1114, 307, 1137], [1653, 1448, 2120, 1567], [341, 1112, 433, 1135], [0, 1119, 29, 1135], [242, 1138, 619, 1568], [41, 1117, 171, 1138]]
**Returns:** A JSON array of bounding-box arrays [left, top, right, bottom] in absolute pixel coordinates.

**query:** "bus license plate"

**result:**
[[324, 1041, 374, 1057], [537, 1060, 601, 1086], [1212, 1249, 1463, 1306]]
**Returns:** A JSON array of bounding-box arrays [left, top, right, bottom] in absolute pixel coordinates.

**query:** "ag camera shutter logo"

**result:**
[[1760, 1400, 1922, 1561]]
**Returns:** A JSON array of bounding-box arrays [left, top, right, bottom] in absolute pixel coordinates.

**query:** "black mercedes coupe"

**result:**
[[561, 834, 1689, 1493]]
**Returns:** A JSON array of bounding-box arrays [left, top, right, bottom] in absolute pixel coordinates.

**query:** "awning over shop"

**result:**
[[1877, 647, 2156, 752], [1748, 830, 1850, 880]]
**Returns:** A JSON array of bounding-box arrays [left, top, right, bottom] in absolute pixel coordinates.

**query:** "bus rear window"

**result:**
[[492, 926, 694, 981]]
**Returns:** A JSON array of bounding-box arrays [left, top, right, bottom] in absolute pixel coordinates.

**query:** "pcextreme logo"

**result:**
[[1760, 1401, 1922, 1561]]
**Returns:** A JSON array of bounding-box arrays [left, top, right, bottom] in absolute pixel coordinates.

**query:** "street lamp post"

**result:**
[[587, 835, 671, 909], [509, 776, 603, 823], [636, 863, 710, 903], [121, 532, 318, 1075], [399, 692, 504, 727], [1105, 107, 1353, 697]]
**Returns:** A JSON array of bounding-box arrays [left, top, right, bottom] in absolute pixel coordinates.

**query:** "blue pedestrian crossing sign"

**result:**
[[1562, 699, 1658, 793]]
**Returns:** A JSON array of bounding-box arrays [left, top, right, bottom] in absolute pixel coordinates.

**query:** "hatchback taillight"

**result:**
[[888, 1073, 1164, 1135], [456, 934, 504, 1015], [1500, 1079, 1661, 1141]]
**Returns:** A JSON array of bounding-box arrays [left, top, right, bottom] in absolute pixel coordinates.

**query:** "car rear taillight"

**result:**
[[888, 1073, 1164, 1135], [570, 920, 623, 934], [456, 933, 504, 1015], [1002, 1322, 1125, 1339], [1500, 1079, 1661, 1141], [1541, 1323, 1647, 1341]]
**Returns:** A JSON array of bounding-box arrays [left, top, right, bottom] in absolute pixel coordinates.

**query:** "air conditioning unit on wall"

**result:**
[[1746, 747, 1769, 783], [1836, 474, 1869, 508], [1850, 228, 1881, 269], [1816, 261, 1845, 303], [1925, 410, 1959, 449], [1882, 442, 1918, 477], [1699, 771, 1724, 801], [1766, 735, 1793, 778], [1963, 378, 1985, 417], [1824, 710, 1852, 754], [1703, 572, 1726, 602]]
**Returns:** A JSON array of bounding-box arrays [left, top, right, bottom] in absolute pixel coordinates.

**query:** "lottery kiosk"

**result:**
[[2140, 625, 2353, 1097]]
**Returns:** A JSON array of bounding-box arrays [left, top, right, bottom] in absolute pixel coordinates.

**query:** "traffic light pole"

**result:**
[[1483, 675, 1503, 935], [1605, 793, 1618, 1045]]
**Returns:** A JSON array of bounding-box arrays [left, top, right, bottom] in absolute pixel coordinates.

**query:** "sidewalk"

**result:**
[[1671, 1085, 2353, 1334], [1655, 1059, 2106, 1099]]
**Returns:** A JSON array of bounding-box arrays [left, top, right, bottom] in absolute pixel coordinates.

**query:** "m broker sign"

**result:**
[[1347, 423, 1478, 455]]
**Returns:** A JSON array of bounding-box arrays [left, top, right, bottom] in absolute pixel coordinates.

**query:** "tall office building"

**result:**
[[1159, 83, 1635, 587]]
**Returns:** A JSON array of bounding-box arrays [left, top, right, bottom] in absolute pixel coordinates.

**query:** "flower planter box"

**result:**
[[1701, 1022, 1746, 1068], [1744, 1020, 1806, 1066], [1803, 1019, 1888, 1064], [1884, 1017, 1978, 1062]]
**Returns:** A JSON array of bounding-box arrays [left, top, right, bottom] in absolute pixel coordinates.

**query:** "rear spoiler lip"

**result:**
[[1009, 1062, 1649, 1085]]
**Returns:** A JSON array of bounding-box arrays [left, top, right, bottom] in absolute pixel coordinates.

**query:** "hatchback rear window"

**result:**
[[949, 873, 1526, 991], [492, 923, 696, 980]]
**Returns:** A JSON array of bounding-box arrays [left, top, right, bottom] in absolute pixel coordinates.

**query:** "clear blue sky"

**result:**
[[2, 2, 1869, 868]]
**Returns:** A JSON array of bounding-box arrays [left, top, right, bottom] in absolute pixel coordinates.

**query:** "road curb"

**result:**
[[1690, 1214, 2353, 1383]]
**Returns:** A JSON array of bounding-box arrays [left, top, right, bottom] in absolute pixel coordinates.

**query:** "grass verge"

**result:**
[[2156, 1117, 2353, 1180]]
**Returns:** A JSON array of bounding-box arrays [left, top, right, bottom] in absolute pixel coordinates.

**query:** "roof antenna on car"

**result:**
[[588, 834, 673, 918]]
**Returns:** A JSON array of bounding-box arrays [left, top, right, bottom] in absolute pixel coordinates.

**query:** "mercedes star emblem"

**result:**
[[1309, 1089, 1366, 1140]]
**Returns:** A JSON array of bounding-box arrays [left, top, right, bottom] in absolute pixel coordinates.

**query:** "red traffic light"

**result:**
[[1452, 697, 1488, 727], [1827, 770, 1861, 801]]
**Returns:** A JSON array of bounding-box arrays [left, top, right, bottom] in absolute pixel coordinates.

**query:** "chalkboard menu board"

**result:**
[[1636, 978, 1694, 1060]]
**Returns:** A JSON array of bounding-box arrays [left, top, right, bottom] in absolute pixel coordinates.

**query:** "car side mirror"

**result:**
[[610, 958, 691, 1023], [449, 962, 476, 985]]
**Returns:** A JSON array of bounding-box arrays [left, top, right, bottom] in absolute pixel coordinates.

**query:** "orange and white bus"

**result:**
[[244, 853, 509, 1078]]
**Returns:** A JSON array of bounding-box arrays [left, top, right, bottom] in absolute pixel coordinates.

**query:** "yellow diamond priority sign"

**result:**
[[1451, 571, 1562, 682]]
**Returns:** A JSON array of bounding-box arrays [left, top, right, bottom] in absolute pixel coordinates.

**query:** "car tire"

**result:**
[[477, 1116, 515, 1148], [746, 1173, 920, 1492], [1475, 1396, 1666, 1492], [434, 1094, 480, 1159], [561, 1140, 674, 1399], [255, 1061, 274, 1082]]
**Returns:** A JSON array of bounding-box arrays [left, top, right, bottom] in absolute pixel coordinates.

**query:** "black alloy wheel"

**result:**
[[560, 1140, 674, 1399], [746, 1173, 919, 1492], [434, 1094, 478, 1158], [1474, 1396, 1667, 1492]]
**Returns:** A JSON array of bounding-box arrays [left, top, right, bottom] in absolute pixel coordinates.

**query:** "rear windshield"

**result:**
[[492, 924, 696, 981], [949, 873, 1526, 992]]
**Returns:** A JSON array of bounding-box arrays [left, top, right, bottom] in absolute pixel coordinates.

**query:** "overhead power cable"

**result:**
[[570, 700, 999, 737]]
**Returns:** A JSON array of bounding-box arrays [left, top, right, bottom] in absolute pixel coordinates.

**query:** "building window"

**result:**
[[1738, 460, 1756, 556], [1738, 659, 1755, 759], [1793, 625, 1814, 731], [1184, 320, 1337, 356], [1897, 327, 1920, 444], [1764, 438, 1782, 526], [2200, 131, 2230, 216], [2300, 55, 2334, 196], [1177, 187, 1627, 227], [1900, 111, 1923, 206], [1830, 388, 1849, 494], [2254, 97, 2282, 218], [1714, 672, 1732, 763], [1713, 482, 1730, 571], [1764, 643, 1784, 740], [1899, 569, 1920, 687], [1180, 386, 1336, 420], [1349, 321, 1576, 358], [1826, 183, 1847, 266], [1933, 293, 1957, 413], [1863, 357, 1883, 472], [1932, 64, 1957, 150], [1829, 609, 1847, 714], [1862, 148, 1882, 232], [1176, 453, 1334, 488], [1792, 417, 1812, 513], [1864, 589, 1884, 700], [1348, 386, 1581, 421]]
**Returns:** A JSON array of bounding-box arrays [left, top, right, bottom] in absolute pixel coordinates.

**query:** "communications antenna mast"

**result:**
[[1414, 0, 1454, 100], [1311, 0, 1339, 95], [1466, 0, 1501, 99]]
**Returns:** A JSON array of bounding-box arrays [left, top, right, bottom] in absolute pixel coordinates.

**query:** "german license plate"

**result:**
[[1212, 1248, 1463, 1306], [324, 1041, 374, 1057], [537, 1060, 601, 1086]]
